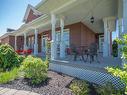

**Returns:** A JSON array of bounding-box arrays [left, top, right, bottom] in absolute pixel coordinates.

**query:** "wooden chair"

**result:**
[[88, 43, 100, 63]]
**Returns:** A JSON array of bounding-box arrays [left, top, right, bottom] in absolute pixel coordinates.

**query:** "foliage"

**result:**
[[18, 55, 25, 63], [112, 40, 118, 57], [106, 34, 127, 94], [0, 67, 19, 84], [22, 55, 48, 85], [69, 80, 89, 95], [94, 82, 123, 95], [106, 65, 127, 94], [0, 44, 20, 71], [116, 34, 127, 61]]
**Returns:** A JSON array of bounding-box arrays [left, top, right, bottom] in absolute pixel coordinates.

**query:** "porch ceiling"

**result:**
[[36, 0, 71, 14], [58, 0, 118, 33]]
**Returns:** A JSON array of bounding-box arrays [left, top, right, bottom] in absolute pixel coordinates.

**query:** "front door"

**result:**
[[99, 35, 104, 53]]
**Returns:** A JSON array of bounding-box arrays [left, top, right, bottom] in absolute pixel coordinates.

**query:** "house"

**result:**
[[0, 28, 16, 48], [1, 0, 126, 58], [0, 0, 126, 88]]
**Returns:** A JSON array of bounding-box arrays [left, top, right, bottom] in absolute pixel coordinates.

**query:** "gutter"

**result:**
[[35, 0, 48, 9]]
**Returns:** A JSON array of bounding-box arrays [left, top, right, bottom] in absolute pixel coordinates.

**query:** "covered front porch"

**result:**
[[13, 0, 127, 67]]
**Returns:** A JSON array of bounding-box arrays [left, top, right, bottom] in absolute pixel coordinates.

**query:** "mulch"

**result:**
[[0, 71, 74, 95]]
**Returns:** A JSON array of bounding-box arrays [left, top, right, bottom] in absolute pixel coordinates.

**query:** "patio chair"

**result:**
[[88, 43, 100, 63], [71, 45, 85, 62]]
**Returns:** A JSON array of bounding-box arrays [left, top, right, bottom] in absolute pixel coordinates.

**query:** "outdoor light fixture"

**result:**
[[90, 16, 94, 24]]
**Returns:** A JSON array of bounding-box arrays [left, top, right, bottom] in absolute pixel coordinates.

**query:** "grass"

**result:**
[[0, 68, 19, 84]]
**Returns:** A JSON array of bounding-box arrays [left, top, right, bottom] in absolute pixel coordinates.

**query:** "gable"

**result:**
[[23, 4, 42, 23], [26, 9, 40, 23]]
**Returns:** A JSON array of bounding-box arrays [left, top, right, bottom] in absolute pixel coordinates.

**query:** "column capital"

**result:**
[[103, 16, 116, 32], [103, 16, 116, 22], [51, 13, 56, 24], [60, 18, 64, 28], [34, 28, 39, 32]]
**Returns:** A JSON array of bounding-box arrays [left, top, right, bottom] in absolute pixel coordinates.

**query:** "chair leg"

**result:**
[[81, 55, 86, 62], [90, 55, 92, 63], [85, 54, 89, 62], [74, 53, 77, 61], [96, 54, 100, 63]]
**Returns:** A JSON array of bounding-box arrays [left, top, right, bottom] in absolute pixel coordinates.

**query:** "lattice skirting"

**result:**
[[49, 63, 125, 89]]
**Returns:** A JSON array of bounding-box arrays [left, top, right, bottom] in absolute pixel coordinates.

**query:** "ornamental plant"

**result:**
[[112, 40, 118, 57], [69, 80, 89, 95], [22, 55, 48, 85], [106, 34, 127, 94], [0, 67, 19, 84], [0, 44, 20, 71], [94, 82, 123, 95]]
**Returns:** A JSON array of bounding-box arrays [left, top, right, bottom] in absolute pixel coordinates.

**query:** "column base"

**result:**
[[24, 45, 28, 50], [103, 42, 111, 57], [51, 41, 57, 60], [34, 44, 38, 56], [60, 42, 66, 58]]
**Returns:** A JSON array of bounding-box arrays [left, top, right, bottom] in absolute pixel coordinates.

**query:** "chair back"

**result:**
[[89, 43, 98, 55]]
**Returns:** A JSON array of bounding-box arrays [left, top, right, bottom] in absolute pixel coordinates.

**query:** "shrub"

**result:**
[[116, 34, 127, 61], [94, 82, 123, 95], [0, 67, 19, 84], [112, 40, 118, 57], [0, 44, 20, 71], [106, 65, 127, 94], [69, 80, 89, 95], [106, 34, 127, 94], [18, 55, 25, 63], [22, 55, 48, 84]]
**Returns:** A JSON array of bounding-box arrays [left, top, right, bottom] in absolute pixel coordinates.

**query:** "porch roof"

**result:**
[[13, 0, 118, 36]]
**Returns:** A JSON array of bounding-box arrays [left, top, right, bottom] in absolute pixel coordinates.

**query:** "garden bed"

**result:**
[[0, 70, 123, 95], [0, 71, 74, 95], [0, 70, 100, 95]]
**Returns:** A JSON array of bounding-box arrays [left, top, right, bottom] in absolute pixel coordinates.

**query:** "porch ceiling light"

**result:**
[[90, 16, 94, 24]]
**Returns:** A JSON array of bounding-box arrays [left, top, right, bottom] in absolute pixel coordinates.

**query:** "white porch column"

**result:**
[[103, 17, 116, 57], [15, 36, 17, 50], [123, 0, 127, 34], [51, 13, 57, 60], [122, 0, 127, 64], [60, 18, 66, 58], [24, 33, 27, 50], [34, 29, 38, 55], [118, 19, 123, 57]]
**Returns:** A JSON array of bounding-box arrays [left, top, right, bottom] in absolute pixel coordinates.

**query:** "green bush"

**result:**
[[0, 44, 20, 71], [106, 65, 127, 94], [69, 80, 89, 95], [112, 40, 118, 57], [18, 55, 25, 63], [0, 67, 19, 84], [94, 82, 123, 95], [106, 34, 127, 94], [22, 55, 48, 84]]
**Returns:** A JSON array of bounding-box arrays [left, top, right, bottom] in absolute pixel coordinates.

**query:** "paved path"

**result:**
[[0, 87, 39, 95]]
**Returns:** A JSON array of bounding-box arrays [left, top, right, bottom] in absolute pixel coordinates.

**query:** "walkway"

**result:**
[[0, 87, 39, 95]]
